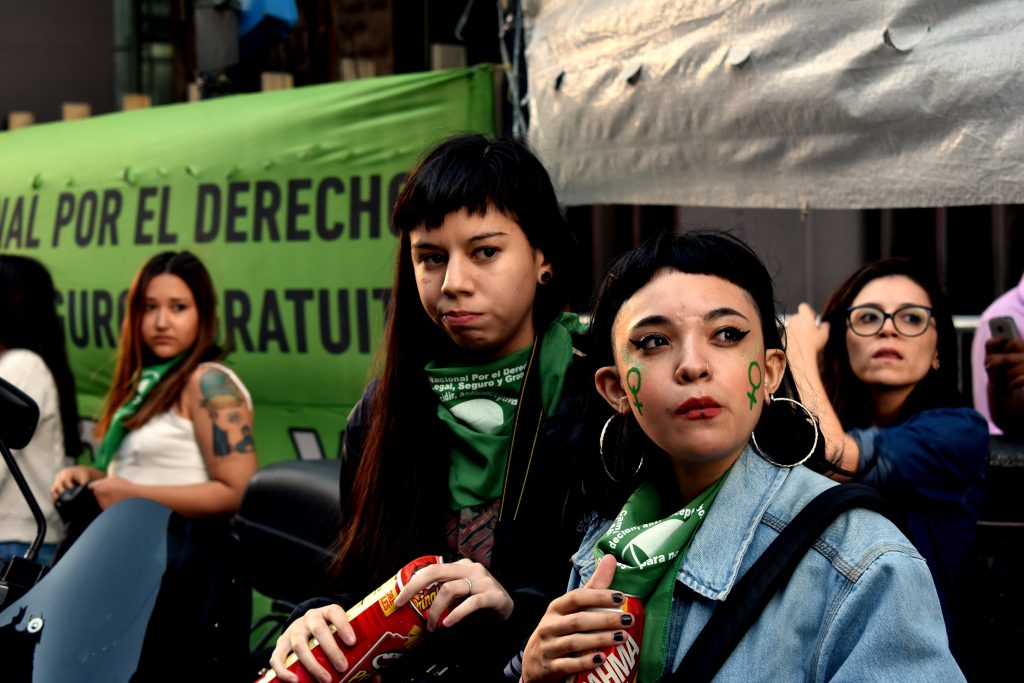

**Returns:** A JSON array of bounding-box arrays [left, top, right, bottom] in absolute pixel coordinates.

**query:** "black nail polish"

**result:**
[[593, 654, 603, 664], [621, 613, 633, 627], [611, 592, 624, 604], [614, 631, 625, 642]]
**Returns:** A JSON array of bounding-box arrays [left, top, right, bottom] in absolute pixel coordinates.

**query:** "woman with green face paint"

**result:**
[[517, 232, 962, 683]]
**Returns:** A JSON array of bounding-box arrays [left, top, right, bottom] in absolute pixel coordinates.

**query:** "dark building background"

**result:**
[[1, 1, 1020, 332], [0, 0, 116, 122]]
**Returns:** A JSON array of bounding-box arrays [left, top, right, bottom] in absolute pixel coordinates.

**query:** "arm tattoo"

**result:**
[[199, 368, 253, 456], [235, 425, 255, 453]]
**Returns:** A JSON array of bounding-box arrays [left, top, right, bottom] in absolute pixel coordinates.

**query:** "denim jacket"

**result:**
[[566, 446, 964, 682]]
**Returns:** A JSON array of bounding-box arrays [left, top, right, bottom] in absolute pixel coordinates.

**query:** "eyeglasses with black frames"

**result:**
[[846, 304, 934, 337]]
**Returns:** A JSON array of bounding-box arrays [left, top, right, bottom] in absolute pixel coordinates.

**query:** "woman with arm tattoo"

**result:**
[[50, 251, 257, 518]]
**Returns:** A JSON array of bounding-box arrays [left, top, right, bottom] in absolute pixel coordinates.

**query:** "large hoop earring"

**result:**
[[599, 413, 644, 482], [751, 395, 819, 468]]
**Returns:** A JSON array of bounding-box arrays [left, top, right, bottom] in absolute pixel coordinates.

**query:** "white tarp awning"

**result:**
[[525, 0, 1024, 209]]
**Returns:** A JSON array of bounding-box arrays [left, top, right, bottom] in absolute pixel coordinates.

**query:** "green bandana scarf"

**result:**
[[93, 355, 183, 470], [597, 474, 729, 683], [426, 313, 584, 509]]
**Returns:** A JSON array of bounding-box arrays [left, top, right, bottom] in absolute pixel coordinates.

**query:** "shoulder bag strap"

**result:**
[[498, 337, 545, 523], [665, 483, 893, 683]]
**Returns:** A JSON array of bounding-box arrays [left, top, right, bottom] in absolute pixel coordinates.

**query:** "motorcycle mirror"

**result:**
[[0, 375, 47, 580], [0, 376, 39, 450]]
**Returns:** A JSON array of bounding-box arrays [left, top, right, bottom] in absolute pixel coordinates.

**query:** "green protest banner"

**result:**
[[0, 66, 495, 465]]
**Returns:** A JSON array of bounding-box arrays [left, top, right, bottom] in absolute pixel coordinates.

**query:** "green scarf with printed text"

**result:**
[[597, 474, 729, 683], [426, 313, 583, 509]]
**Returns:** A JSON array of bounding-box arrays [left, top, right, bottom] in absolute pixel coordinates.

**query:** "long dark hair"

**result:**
[[333, 133, 576, 582], [96, 251, 222, 438], [588, 231, 829, 504], [820, 258, 963, 429], [0, 255, 83, 458]]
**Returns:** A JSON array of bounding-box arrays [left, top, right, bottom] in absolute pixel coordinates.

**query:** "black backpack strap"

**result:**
[[666, 483, 893, 683]]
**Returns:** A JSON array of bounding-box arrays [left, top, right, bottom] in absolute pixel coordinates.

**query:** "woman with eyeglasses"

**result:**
[[785, 258, 987, 652]]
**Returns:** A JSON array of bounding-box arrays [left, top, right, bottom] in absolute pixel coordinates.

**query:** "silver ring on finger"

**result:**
[[464, 577, 473, 595]]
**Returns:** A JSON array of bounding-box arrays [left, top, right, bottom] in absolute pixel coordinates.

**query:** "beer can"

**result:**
[[255, 555, 445, 683], [566, 595, 645, 683]]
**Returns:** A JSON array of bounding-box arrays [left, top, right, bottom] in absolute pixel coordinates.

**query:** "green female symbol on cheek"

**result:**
[[747, 361, 762, 410], [626, 367, 644, 416]]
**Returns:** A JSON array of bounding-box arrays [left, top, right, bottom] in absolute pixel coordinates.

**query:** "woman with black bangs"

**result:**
[[786, 259, 988, 648], [268, 134, 600, 682], [520, 233, 959, 683]]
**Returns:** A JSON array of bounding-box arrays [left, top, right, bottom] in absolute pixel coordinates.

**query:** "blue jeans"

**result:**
[[0, 541, 57, 567]]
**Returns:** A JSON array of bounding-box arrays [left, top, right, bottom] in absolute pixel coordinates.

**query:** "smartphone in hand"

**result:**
[[989, 316, 1020, 342]]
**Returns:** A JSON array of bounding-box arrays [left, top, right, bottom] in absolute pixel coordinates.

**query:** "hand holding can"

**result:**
[[565, 596, 645, 683], [521, 555, 644, 683]]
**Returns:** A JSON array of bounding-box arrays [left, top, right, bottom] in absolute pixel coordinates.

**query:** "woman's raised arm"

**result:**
[[785, 303, 861, 476]]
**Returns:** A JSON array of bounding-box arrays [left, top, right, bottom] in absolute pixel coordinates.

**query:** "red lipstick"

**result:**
[[676, 397, 723, 420]]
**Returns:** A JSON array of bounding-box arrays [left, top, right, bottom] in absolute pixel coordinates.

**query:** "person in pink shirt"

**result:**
[[971, 271, 1024, 438]]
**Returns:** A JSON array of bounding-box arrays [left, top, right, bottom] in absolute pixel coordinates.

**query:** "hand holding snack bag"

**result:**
[[258, 556, 446, 683]]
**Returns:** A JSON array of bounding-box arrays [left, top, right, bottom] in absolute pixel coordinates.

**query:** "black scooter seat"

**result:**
[[231, 459, 342, 605]]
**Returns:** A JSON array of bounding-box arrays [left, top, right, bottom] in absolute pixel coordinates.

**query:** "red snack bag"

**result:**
[[256, 555, 445, 683]]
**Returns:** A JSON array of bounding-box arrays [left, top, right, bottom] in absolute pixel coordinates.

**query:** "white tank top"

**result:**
[[108, 363, 252, 486]]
